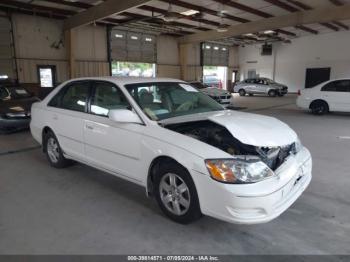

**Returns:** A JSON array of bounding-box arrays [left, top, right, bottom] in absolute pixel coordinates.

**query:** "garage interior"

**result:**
[[1, 0, 350, 256]]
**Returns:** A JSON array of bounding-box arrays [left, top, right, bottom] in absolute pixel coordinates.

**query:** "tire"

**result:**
[[278, 93, 284, 97], [153, 161, 202, 224], [268, 90, 277, 97], [44, 131, 72, 168], [238, 89, 246, 96], [310, 100, 329, 115]]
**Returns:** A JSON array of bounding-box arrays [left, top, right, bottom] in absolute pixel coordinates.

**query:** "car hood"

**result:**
[[0, 96, 39, 114], [201, 88, 230, 96], [160, 110, 297, 147]]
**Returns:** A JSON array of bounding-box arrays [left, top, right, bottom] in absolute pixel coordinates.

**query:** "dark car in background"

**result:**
[[0, 85, 39, 133], [190, 81, 232, 106]]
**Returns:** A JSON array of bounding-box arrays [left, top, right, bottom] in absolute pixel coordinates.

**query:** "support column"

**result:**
[[179, 43, 189, 81], [65, 29, 76, 79]]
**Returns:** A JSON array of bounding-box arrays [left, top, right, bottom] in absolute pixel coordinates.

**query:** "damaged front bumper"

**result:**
[[193, 146, 312, 224]]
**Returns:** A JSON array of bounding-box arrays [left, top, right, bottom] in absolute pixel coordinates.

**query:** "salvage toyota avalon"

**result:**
[[30, 77, 312, 224]]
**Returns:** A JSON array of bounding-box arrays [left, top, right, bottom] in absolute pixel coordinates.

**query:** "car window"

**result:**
[[90, 82, 131, 117], [322, 80, 350, 92], [48, 81, 90, 112], [0, 87, 9, 99], [125, 82, 223, 121]]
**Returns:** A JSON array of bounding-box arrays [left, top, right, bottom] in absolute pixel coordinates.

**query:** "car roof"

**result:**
[[66, 76, 185, 85]]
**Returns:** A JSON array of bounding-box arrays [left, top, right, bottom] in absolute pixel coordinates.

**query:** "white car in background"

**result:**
[[30, 77, 312, 224], [297, 78, 350, 115]]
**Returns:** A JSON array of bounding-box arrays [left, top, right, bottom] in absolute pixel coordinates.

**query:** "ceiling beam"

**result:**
[[159, 0, 296, 37], [263, 0, 318, 34], [63, 0, 152, 30], [158, 0, 249, 23], [138, 5, 220, 27], [0, 0, 76, 16], [329, 0, 343, 5], [285, 0, 341, 31], [180, 3, 350, 43]]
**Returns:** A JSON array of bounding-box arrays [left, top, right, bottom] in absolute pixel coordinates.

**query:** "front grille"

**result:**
[[220, 95, 231, 99]]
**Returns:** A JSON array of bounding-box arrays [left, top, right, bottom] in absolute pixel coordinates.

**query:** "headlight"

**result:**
[[205, 157, 275, 184], [294, 137, 303, 153]]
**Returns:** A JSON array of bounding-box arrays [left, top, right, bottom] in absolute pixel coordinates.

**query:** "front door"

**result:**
[[83, 81, 144, 182], [321, 79, 350, 112]]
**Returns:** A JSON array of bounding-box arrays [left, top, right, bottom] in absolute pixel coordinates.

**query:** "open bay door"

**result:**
[[0, 14, 16, 81], [201, 43, 229, 89]]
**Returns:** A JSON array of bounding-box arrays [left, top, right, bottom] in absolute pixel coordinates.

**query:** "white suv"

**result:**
[[30, 77, 312, 224], [297, 79, 350, 115]]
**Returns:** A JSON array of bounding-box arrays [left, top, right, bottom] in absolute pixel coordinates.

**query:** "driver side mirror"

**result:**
[[108, 109, 143, 124]]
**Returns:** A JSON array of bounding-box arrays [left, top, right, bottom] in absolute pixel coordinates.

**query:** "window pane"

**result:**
[[335, 80, 350, 92], [61, 82, 89, 112], [0, 87, 9, 99], [91, 82, 130, 116], [322, 82, 336, 92]]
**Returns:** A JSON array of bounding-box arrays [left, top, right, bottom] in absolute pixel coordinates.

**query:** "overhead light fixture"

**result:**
[[264, 30, 275, 34], [245, 33, 254, 37], [216, 16, 228, 32], [162, 3, 180, 22], [180, 9, 199, 16], [217, 25, 228, 32], [145, 37, 152, 42], [131, 36, 138, 40], [115, 34, 123, 38]]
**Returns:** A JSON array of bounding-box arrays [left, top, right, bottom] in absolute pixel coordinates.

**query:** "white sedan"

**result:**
[[30, 77, 312, 224], [297, 78, 350, 115]]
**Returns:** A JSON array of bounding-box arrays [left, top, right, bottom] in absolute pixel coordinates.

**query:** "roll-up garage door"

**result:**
[[110, 29, 156, 63], [201, 43, 229, 67], [0, 15, 16, 80]]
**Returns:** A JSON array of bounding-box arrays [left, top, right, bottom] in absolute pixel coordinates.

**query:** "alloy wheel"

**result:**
[[47, 137, 60, 163], [159, 173, 191, 216]]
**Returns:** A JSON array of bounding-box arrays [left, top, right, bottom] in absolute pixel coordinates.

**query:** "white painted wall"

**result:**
[[238, 31, 350, 92]]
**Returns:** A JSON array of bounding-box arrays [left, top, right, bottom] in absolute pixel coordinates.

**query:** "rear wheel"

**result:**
[[268, 90, 277, 97], [44, 131, 72, 168], [310, 100, 329, 115], [239, 89, 246, 96], [154, 162, 202, 224]]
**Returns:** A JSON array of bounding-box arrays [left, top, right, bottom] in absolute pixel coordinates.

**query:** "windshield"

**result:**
[[125, 82, 224, 121], [7, 86, 32, 98]]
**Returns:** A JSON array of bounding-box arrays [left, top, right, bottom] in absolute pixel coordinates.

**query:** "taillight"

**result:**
[[297, 90, 301, 96]]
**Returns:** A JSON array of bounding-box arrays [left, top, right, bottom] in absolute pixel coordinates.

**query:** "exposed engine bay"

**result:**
[[164, 120, 296, 171]]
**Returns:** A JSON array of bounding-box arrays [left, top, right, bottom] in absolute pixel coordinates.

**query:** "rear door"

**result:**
[[47, 80, 91, 160], [321, 80, 350, 112]]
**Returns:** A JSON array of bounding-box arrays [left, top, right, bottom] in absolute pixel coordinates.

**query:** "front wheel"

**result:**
[[238, 89, 246, 96], [154, 162, 202, 224], [44, 131, 72, 168], [268, 90, 277, 97]]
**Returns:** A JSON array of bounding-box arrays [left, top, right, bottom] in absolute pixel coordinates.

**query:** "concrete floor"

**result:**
[[0, 94, 350, 255]]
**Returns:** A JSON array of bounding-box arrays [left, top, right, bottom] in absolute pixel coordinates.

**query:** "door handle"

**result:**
[[85, 125, 94, 130]]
